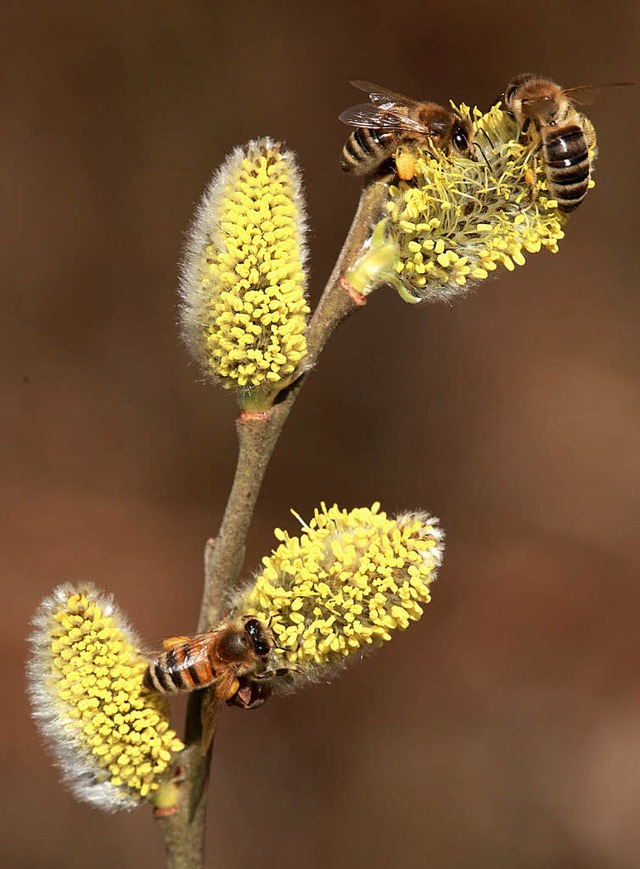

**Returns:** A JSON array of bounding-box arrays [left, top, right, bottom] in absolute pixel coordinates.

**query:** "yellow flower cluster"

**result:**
[[348, 103, 595, 304], [383, 103, 578, 302], [235, 503, 444, 674], [181, 138, 309, 405], [28, 584, 184, 811]]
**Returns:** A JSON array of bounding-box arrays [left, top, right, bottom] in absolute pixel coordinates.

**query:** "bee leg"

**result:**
[[253, 666, 297, 679], [200, 667, 240, 754], [518, 117, 534, 146], [374, 156, 397, 182], [395, 151, 416, 181], [523, 151, 539, 207], [225, 676, 241, 700]]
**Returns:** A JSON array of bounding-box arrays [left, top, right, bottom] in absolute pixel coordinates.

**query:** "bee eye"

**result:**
[[244, 617, 272, 656], [453, 129, 469, 153]]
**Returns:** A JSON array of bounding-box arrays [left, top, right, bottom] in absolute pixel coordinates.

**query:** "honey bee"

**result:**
[[503, 73, 607, 213], [144, 617, 288, 751], [339, 80, 474, 180]]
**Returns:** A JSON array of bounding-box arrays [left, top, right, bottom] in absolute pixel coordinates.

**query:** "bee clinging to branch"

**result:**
[[144, 616, 289, 752]]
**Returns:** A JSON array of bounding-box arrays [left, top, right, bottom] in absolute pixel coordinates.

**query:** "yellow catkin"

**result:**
[[384, 103, 585, 301], [234, 504, 444, 675], [349, 103, 594, 303], [181, 138, 309, 402], [28, 584, 184, 811]]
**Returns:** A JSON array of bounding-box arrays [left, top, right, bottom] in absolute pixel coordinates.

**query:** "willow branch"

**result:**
[[155, 178, 388, 869]]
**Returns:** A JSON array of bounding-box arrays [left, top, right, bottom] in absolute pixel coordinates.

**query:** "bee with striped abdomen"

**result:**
[[339, 80, 474, 180], [144, 617, 288, 751], [503, 73, 600, 213]]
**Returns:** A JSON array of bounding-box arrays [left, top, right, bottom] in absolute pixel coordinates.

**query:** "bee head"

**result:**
[[502, 73, 538, 116], [243, 617, 273, 658], [452, 117, 473, 155]]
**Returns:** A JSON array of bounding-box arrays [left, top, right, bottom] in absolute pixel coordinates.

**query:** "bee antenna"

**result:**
[[475, 142, 492, 172], [479, 127, 495, 149]]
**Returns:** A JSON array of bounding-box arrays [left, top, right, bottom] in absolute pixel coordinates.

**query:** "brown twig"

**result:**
[[154, 178, 387, 869]]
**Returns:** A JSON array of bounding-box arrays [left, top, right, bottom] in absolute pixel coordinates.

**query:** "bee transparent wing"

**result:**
[[339, 103, 431, 134], [519, 95, 558, 114], [350, 80, 420, 109], [562, 81, 634, 106], [144, 629, 222, 665]]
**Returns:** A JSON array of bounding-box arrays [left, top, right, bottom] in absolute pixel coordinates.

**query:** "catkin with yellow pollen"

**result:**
[[180, 137, 310, 408], [27, 583, 184, 811], [233, 503, 444, 679], [346, 103, 594, 303]]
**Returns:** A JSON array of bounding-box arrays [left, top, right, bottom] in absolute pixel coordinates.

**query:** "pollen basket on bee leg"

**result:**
[[395, 152, 416, 181]]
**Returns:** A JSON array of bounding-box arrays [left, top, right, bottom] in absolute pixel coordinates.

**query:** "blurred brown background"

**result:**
[[3, 1, 640, 866]]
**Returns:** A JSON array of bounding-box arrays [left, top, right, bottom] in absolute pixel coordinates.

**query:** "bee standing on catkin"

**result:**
[[339, 80, 474, 180], [502, 73, 632, 212]]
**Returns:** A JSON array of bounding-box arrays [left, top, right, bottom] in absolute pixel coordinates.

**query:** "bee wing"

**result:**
[[350, 80, 421, 109], [144, 629, 223, 663], [562, 82, 634, 106], [519, 95, 557, 114], [339, 103, 432, 135]]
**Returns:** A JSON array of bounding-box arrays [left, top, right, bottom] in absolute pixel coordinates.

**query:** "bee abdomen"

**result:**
[[341, 128, 394, 175], [144, 647, 215, 694], [543, 125, 590, 212]]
